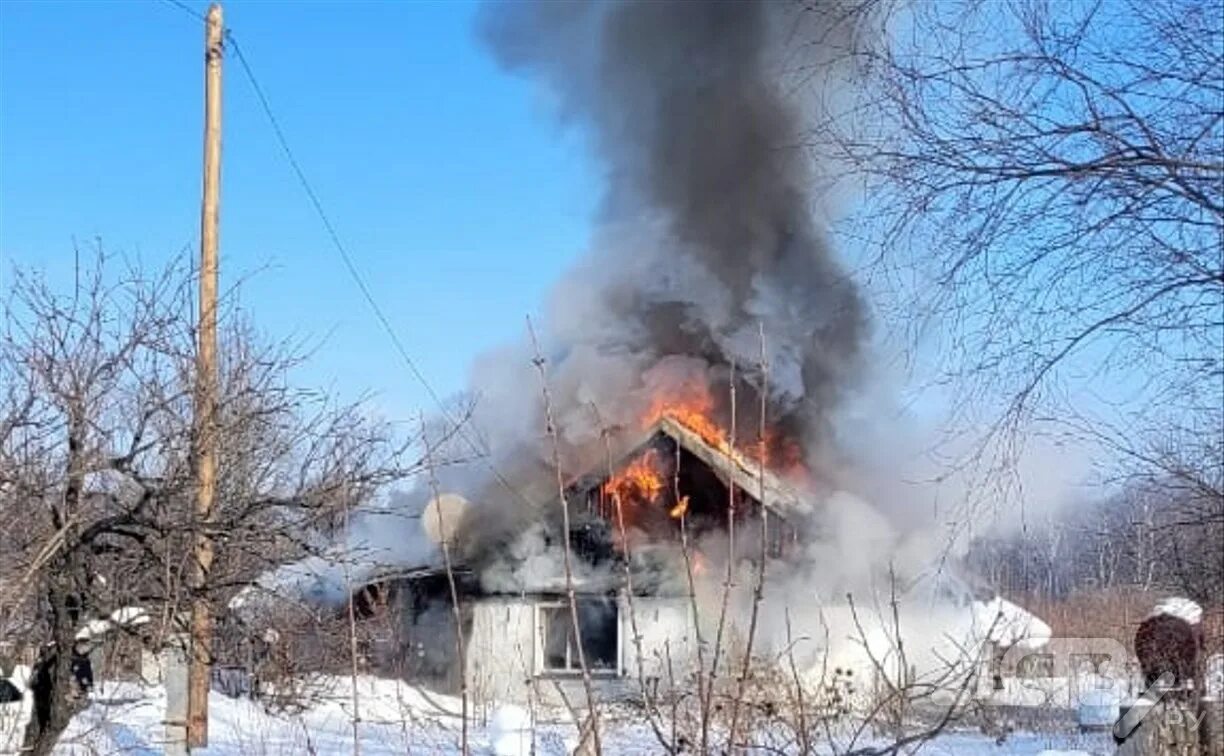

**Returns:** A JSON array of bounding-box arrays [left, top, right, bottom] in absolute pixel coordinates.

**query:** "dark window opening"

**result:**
[[539, 597, 619, 675]]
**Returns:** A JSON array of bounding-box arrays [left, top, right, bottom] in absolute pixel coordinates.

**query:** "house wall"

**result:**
[[621, 595, 697, 687], [466, 597, 537, 709], [463, 593, 696, 708], [391, 593, 468, 692]]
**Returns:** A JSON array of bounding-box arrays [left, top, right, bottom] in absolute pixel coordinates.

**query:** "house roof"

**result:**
[[566, 416, 806, 521]]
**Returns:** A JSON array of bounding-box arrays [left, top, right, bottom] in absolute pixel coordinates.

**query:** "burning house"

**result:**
[[343, 411, 808, 708], [231, 374, 1053, 712], [574, 416, 803, 561], [231, 0, 1056, 715], [322, 404, 1051, 710]]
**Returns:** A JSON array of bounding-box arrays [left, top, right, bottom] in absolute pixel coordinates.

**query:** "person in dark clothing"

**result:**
[[70, 645, 93, 693], [29, 641, 96, 736], [29, 644, 57, 735], [1114, 598, 1205, 755]]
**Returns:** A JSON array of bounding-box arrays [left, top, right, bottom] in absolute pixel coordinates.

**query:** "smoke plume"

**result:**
[[458, 0, 867, 497], [250, 2, 1057, 685]]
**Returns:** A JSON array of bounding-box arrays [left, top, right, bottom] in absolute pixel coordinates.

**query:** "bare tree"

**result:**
[[814, 0, 1221, 480], [966, 465, 1222, 616], [0, 250, 417, 755]]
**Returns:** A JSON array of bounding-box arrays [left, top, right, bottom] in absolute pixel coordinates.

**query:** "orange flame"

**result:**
[[639, 377, 816, 483], [643, 381, 728, 453], [602, 450, 695, 524], [669, 495, 690, 520], [606, 376, 813, 532], [602, 449, 665, 505], [642, 378, 778, 469]]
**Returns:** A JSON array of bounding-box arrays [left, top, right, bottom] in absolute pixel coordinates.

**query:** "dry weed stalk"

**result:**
[[590, 403, 674, 751], [672, 434, 710, 753], [836, 577, 995, 756], [340, 482, 363, 756], [705, 360, 738, 722], [785, 607, 812, 754], [526, 316, 602, 754]]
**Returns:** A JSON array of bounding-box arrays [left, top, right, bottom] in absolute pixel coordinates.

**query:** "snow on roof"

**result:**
[[973, 596, 1052, 649], [901, 567, 1051, 649]]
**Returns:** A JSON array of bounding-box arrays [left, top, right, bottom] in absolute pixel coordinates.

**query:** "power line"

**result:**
[[224, 34, 450, 417], [157, 1, 537, 508], [159, 0, 206, 23]]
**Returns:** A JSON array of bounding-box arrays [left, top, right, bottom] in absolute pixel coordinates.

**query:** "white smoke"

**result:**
[[231, 491, 438, 613]]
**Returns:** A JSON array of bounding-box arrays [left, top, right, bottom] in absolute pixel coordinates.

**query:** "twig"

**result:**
[[591, 404, 673, 752], [421, 412, 469, 755], [706, 360, 738, 728], [674, 434, 709, 753], [784, 607, 811, 754], [340, 482, 362, 756], [526, 317, 602, 754], [729, 323, 770, 746]]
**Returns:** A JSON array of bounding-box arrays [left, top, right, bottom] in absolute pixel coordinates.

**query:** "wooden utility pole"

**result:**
[[188, 3, 223, 748]]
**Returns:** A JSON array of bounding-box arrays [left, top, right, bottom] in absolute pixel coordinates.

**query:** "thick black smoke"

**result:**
[[479, 0, 866, 458], [252, 5, 1036, 675]]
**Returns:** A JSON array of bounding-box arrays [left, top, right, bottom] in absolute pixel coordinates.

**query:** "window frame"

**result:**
[[534, 597, 623, 678]]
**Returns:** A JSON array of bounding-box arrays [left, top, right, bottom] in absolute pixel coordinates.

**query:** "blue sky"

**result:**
[[0, 1, 1147, 479], [0, 0, 597, 421], [0, 0, 1131, 530]]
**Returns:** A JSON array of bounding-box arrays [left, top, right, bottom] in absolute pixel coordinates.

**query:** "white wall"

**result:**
[[620, 595, 697, 687], [464, 593, 697, 708], [466, 598, 536, 710]]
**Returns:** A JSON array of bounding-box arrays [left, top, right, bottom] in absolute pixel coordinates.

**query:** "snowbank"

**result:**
[[974, 596, 1053, 649]]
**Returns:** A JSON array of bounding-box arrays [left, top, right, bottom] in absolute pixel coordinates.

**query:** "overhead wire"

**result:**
[[159, 0, 206, 23], [156, 0, 537, 509]]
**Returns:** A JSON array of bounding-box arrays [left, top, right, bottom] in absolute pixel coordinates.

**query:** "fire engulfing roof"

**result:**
[[565, 416, 806, 522], [237, 417, 812, 613]]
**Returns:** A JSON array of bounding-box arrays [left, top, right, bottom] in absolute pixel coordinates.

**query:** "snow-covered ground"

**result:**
[[0, 675, 1117, 755], [9, 677, 627, 755]]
